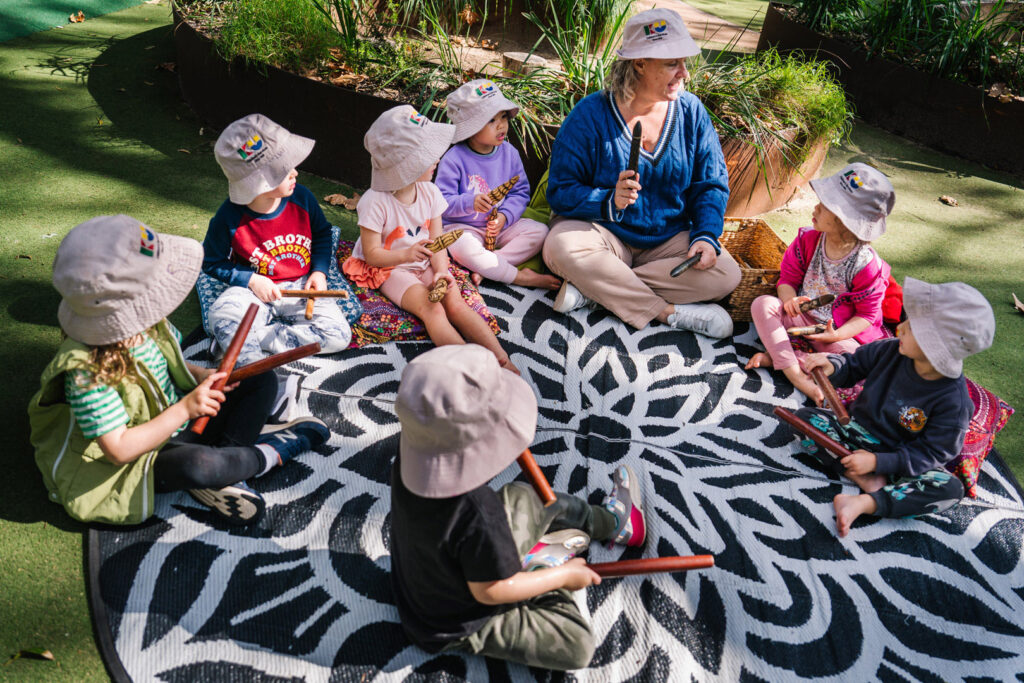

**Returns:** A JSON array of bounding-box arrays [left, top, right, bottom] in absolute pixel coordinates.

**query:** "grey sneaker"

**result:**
[[522, 529, 591, 571], [189, 481, 265, 526], [667, 303, 734, 338], [602, 465, 646, 547], [553, 281, 593, 313]]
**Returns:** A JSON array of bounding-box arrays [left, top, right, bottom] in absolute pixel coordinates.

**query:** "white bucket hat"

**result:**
[[446, 79, 521, 144], [364, 105, 455, 192], [616, 8, 700, 60], [903, 277, 994, 379], [809, 162, 896, 241], [395, 344, 537, 498], [214, 114, 315, 205], [53, 215, 203, 346]]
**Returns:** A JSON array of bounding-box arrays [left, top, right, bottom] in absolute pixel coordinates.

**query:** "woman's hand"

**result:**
[[473, 194, 494, 214], [248, 274, 281, 303], [783, 295, 811, 318], [403, 240, 434, 264], [688, 241, 717, 270], [614, 170, 641, 210]]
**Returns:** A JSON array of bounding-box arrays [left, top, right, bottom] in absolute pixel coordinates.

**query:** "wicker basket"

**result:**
[[719, 217, 788, 322]]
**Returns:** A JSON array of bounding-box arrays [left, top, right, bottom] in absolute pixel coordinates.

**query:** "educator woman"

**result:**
[[543, 8, 741, 338]]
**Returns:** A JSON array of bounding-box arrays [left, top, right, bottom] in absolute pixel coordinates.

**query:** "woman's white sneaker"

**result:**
[[667, 303, 734, 338], [553, 282, 593, 313]]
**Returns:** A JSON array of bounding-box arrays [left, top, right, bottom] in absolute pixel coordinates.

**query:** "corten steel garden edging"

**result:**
[[757, 2, 1024, 176]]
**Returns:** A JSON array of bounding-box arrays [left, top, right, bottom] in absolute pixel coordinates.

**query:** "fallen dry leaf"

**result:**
[[17, 254, 32, 260], [479, 38, 498, 50], [156, 62, 176, 72], [118, 87, 126, 92], [324, 192, 361, 210], [459, 4, 481, 25], [15, 138, 22, 144], [939, 195, 958, 207], [1014, 293, 1024, 314], [41, 233, 57, 239], [177, 148, 191, 154], [330, 72, 368, 88], [988, 82, 1009, 98], [143, 80, 154, 86], [69, 11, 85, 23]]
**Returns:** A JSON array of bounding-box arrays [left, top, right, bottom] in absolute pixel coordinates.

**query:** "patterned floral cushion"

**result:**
[[336, 240, 500, 348], [196, 226, 363, 337], [837, 376, 1013, 498]]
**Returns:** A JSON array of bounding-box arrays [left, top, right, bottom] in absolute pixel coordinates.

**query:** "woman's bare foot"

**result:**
[[745, 352, 773, 370], [498, 356, 521, 375], [512, 268, 561, 290], [783, 367, 824, 405], [470, 272, 483, 286], [833, 493, 877, 537]]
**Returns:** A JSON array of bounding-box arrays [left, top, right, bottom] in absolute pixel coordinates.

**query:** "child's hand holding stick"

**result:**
[[191, 302, 258, 434], [773, 406, 853, 459], [810, 366, 850, 424]]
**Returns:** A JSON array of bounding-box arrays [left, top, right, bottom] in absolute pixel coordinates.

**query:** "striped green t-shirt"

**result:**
[[65, 325, 185, 439]]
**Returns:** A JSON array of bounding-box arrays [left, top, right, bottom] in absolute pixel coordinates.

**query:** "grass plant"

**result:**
[[214, 0, 340, 73]]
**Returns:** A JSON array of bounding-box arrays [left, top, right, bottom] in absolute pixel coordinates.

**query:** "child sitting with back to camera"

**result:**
[[795, 277, 994, 537], [389, 344, 646, 670], [342, 105, 518, 373], [434, 79, 561, 290], [203, 114, 351, 366], [746, 163, 895, 403], [28, 216, 329, 526]]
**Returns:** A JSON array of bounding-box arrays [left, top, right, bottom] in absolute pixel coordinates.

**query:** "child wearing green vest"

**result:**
[[29, 215, 329, 526]]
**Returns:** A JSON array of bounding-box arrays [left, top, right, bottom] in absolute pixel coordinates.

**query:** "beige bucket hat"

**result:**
[[364, 105, 455, 191], [616, 8, 700, 60], [809, 162, 896, 241], [214, 114, 315, 205], [446, 79, 521, 144], [53, 215, 203, 346], [395, 344, 537, 498], [903, 277, 995, 378]]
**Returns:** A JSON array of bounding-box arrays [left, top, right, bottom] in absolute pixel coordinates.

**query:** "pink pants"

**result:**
[[380, 265, 437, 308], [445, 218, 548, 283], [750, 295, 859, 370]]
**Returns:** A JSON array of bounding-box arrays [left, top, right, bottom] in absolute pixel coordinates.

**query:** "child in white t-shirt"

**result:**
[[342, 106, 518, 373]]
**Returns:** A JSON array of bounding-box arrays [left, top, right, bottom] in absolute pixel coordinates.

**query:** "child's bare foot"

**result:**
[[784, 367, 824, 405], [471, 272, 483, 286], [833, 493, 877, 537], [847, 472, 886, 494], [498, 356, 520, 375], [512, 268, 561, 290], [745, 352, 773, 370]]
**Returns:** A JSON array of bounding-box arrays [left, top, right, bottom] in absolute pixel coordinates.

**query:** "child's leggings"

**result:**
[[751, 294, 859, 370], [442, 482, 617, 671], [794, 406, 964, 518], [208, 277, 352, 366], [153, 372, 277, 491], [445, 218, 548, 283]]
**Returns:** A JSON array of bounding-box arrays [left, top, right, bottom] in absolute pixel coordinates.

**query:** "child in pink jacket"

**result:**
[[746, 163, 895, 403]]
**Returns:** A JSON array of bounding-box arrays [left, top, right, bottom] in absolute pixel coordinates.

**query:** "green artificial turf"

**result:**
[[683, 0, 769, 31], [0, 0, 147, 43], [0, 1, 1020, 680]]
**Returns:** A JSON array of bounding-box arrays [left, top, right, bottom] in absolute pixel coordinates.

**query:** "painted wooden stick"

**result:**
[[787, 324, 826, 336], [304, 297, 316, 320], [810, 367, 850, 425], [799, 293, 835, 313], [226, 343, 321, 384], [588, 555, 715, 578], [191, 303, 258, 434], [773, 406, 852, 458], [670, 254, 701, 277], [280, 290, 350, 299], [517, 448, 556, 507], [626, 121, 642, 176]]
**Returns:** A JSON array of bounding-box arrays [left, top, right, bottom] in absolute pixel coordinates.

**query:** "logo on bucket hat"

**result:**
[[237, 134, 265, 162], [643, 19, 668, 39], [138, 224, 158, 257], [408, 112, 426, 126], [842, 169, 864, 191], [474, 81, 496, 97]]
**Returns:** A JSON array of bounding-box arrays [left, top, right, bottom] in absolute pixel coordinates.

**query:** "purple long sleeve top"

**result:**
[[434, 142, 531, 229]]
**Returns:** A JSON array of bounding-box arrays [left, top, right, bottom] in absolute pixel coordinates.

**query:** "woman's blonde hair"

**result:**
[[605, 59, 641, 103]]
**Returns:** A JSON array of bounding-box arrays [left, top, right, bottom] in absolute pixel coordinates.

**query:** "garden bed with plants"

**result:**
[[757, 0, 1024, 175], [173, 0, 853, 212]]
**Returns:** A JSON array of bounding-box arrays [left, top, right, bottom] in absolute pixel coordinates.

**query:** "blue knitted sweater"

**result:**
[[546, 90, 729, 251]]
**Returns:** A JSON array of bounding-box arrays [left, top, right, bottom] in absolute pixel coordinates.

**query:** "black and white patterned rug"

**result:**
[[88, 284, 1024, 682]]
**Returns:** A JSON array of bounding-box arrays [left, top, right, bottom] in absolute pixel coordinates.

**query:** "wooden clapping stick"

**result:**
[[809, 366, 850, 425], [774, 406, 852, 458], [588, 555, 715, 578], [280, 290, 350, 299], [787, 324, 826, 336], [517, 448, 556, 507], [191, 302, 259, 434], [798, 293, 835, 313], [305, 298, 316, 320], [484, 176, 520, 251], [226, 342, 321, 384], [670, 254, 701, 278]]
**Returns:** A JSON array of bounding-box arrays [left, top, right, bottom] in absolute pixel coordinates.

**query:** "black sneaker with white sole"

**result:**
[[188, 481, 265, 526]]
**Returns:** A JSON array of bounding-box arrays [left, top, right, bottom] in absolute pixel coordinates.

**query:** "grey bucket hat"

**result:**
[[395, 344, 537, 498], [214, 114, 315, 205], [903, 277, 995, 378], [616, 8, 700, 60], [446, 79, 521, 144], [809, 163, 896, 241], [364, 106, 456, 191]]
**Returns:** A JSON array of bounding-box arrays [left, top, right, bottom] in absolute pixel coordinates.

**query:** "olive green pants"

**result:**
[[443, 482, 616, 671]]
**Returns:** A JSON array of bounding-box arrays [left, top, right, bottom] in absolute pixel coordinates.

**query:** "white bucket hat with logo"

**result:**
[[616, 8, 700, 60], [903, 277, 995, 379], [364, 105, 456, 192], [53, 215, 203, 346], [395, 344, 537, 498], [214, 113, 315, 205], [809, 162, 896, 242], [446, 79, 521, 144]]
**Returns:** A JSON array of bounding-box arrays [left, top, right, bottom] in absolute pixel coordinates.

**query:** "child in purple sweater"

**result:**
[[435, 80, 561, 290]]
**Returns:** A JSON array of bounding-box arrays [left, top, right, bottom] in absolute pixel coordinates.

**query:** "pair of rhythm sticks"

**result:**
[[193, 303, 714, 578], [279, 289, 349, 321], [774, 365, 853, 459]]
